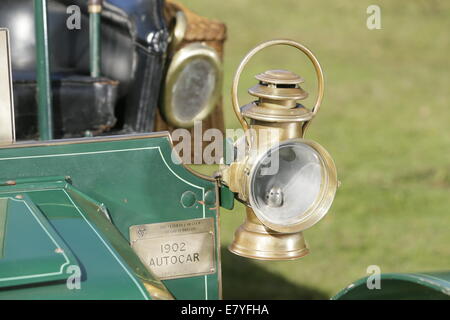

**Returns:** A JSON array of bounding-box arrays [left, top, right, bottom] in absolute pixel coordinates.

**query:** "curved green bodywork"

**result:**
[[0, 194, 80, 290], [0, 133, 221, 299], [333, 272, 450, 300], [0, 183, 153, 299]]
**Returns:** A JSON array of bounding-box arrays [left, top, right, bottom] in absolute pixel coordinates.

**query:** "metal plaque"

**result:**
[[0, 29, 14, 145], [130, 218, 216, 280]]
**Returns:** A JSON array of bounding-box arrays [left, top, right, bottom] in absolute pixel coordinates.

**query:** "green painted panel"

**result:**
[[0, 195, 78, 289], [65, 183, 171, 299], [0, 188, 151, 299], [0, 134, 221, 299], [333, 272, 450, 300], [220, 185, 234, 210]]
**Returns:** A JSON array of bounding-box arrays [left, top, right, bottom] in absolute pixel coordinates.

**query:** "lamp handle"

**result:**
[[231, 39, 325, 134]]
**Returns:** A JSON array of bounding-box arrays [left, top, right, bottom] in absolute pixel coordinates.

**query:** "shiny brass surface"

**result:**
[[170, 10, 187, 52], [229, 207, 309, 260], [249, 69, 308, 101], [223, 139, 335, 260], [162, 42, 222, 128], [255, 69, 304, 85], [0, 29, 15, 146], [142, 281, 174, 300], [244, 68, 313, 123], [231, 39, 324, 135], [221, 39, 337, 260], [248, 84, 308, 102], [247, 138, 338, 234], [222, 137, 337, 232], [250, 121, 304, 141], [242, 102, 313, 123]]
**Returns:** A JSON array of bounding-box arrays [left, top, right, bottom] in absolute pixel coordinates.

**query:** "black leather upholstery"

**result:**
[[0, 0, 168, 139], [13, 73, 118, 139]]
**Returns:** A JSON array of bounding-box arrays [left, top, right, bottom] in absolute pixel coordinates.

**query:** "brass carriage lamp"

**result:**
[[219, 39, 338, 260]]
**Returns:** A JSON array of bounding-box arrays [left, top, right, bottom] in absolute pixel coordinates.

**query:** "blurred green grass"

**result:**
[[182, 0, 450, 299]]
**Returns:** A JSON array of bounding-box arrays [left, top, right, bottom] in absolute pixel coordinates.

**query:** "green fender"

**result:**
[[333, 272, 450, 300]]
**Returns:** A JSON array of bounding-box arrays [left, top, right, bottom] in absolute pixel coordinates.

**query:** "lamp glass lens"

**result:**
[[172, 57, 216, 122], [251, 141, 324, 226]]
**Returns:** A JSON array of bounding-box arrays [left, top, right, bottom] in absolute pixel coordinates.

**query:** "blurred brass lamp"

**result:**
[[219, 39, 338, 260], [159, 3, 224, 129]]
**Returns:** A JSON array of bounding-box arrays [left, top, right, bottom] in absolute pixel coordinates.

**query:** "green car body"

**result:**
[[0, 133, 227, 299]]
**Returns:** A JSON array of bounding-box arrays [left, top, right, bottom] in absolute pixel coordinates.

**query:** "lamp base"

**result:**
[[228, 207, 309, 260]]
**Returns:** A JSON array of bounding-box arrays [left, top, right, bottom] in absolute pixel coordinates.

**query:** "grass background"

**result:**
[[181, 0, 450, 299]]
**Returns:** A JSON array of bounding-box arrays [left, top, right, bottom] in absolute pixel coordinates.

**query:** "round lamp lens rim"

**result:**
[[162, 43, 222, 128], [248, 138, 337, 233]]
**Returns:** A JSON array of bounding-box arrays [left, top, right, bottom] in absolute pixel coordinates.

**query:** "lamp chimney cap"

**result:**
[[248, 69, 308, 101], [255, 69, 304, 85]]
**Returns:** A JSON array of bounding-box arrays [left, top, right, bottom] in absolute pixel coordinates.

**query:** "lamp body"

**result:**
[[220, 41, 336, 261], [225, 101, 314, 260], [229, 207, 309, 260]]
